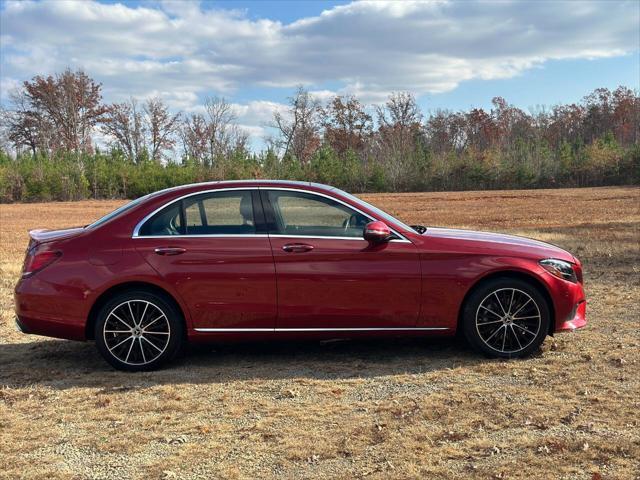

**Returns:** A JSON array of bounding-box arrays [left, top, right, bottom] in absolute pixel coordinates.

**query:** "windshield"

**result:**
[[335, 189, 415, 233], [87, 193, 152, 229]]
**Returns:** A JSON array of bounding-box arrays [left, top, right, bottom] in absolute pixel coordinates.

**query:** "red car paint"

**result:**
[[14, 180, 586, 344]]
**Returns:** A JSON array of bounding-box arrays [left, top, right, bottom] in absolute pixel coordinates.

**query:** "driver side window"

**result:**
[[266, 190, 369, 238]]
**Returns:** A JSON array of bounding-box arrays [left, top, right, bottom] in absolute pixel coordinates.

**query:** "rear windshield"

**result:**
[[87, 194, 153, 229]]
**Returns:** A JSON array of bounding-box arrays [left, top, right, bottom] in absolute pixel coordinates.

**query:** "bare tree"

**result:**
[[180, 113, 209, 164], [179, 97, 248, 167], [376, 92, 422, 131], [102, 97, 180, 163], [102, 98, 145, 162], [1, 89, 58, 156], [271, 86, 321, 164], [204, 97, 236, 166], [374, 92, 424, 189], [1, 94, 37, 156], [144, 97, 181, 162], [229, 124, 250, 154]]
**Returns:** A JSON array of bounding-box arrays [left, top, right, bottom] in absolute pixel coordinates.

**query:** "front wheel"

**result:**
[[462, 278, 550, 358], [94, 290, 184, 371]]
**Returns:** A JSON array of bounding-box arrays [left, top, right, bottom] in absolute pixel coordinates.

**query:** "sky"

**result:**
[[1, 0, 638, 150]]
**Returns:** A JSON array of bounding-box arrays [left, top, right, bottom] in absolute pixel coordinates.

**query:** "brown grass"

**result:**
[[1, 187, 639, 479]]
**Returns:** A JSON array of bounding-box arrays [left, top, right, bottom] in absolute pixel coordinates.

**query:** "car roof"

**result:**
[[151, 179, 338, 197]]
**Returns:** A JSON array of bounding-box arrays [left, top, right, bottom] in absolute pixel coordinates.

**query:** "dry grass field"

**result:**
[[0, 187, 638, 480]]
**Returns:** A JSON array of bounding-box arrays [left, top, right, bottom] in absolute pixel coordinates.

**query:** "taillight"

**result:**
[[22, 249, 61, 278]]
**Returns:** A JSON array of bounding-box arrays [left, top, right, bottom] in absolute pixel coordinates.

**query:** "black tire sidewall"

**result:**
[[94, 290, 184, 371], [462, 278, 550, 359]]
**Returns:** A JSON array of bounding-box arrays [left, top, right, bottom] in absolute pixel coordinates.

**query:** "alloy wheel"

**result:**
[[103, 300, 171, 366], [475, 288, 542, 354]]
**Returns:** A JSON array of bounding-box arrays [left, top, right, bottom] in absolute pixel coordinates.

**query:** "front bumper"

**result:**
[[543, 267, 587, 334], [555, 299, 587, 332]]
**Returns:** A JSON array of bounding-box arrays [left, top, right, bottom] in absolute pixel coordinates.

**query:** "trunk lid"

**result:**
[[28, 227, 85, 248]]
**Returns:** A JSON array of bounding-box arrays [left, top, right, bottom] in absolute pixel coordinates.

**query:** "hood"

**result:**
[[424, 227, 576, 263], [28, 227, 85, 246]]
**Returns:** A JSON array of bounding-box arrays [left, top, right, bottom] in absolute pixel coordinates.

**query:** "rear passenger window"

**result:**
[[183, 191, 255, 235], [138, 202, 183, 236], [137, 190, 257, 237]]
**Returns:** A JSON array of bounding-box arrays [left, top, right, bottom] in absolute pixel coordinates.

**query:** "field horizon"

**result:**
[[1, 186, 638, 479]]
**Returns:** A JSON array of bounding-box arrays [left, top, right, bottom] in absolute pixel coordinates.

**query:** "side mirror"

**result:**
[[363, 221, 392, 243]]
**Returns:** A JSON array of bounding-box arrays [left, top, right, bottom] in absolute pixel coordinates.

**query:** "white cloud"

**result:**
[[232, 100, 289, 126], [0, 77, 20, 101], [1, 0, 638, 145]]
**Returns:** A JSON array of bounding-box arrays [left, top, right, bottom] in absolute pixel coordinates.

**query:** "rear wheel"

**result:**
[[94, 290, 184, 371], [462, 278, 550, 358]]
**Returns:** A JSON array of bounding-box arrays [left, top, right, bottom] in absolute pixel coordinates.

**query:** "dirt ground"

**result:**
[[0, 186, 638, 479]]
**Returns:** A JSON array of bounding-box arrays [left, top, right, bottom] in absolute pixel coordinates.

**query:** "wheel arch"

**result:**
[[86, 281, 187, 340], [456, 269, 556, 336]]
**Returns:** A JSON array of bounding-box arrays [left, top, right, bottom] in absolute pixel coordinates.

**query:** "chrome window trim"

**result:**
[[131, 185, 412, 243], [132, 233, 403, 242], [268, 234, 366, 242], [194, 327, 449, 332]]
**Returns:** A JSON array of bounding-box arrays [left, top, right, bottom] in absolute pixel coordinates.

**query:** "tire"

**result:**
[[462, 277, 550, 359], [94, 290, 185, 371]]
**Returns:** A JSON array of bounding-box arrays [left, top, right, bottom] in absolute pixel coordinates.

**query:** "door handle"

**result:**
[[154, 247, 186, 256], [282, 243, 314, 253]]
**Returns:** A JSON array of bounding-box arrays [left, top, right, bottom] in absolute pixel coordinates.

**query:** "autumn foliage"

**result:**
[[0, 70, 638, 202]]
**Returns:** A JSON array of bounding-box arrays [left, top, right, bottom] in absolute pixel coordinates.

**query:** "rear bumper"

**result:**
[[15, 315, 30, 334], [14, 313, 86, 340], [14, 279, 87, 341]]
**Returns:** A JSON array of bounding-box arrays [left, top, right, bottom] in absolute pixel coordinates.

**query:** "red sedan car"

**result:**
[[15, 181, 586, 371]]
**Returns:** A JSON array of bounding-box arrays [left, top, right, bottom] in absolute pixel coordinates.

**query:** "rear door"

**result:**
[[133, 189, 277, 331], [261, 188, 421, 330]]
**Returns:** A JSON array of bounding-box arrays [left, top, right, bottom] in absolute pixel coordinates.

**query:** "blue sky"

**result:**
[[1, 0, 638, 148], [423, 55, 639, 113]]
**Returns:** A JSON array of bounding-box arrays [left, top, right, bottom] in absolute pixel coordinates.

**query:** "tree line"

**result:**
[[0, 69, 638, 202]]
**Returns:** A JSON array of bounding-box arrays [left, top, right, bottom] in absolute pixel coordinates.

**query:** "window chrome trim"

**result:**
[[132, 233, 402, 242], [193, 327, 449, 332], [132, 234, 269, 239], [260, 187, 411, 243], [131, 185, 412, 243], [268, 234, 367, 242]]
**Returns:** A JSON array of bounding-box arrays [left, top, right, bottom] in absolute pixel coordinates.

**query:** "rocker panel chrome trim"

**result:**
[[193, 327, 449, 332]]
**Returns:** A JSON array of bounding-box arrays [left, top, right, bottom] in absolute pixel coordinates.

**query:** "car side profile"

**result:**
[[15, 181, 587, 371]]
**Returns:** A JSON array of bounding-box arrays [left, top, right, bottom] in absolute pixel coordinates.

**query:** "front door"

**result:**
[[134, 189, 276, 330], [262, 189, 421, 330]]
